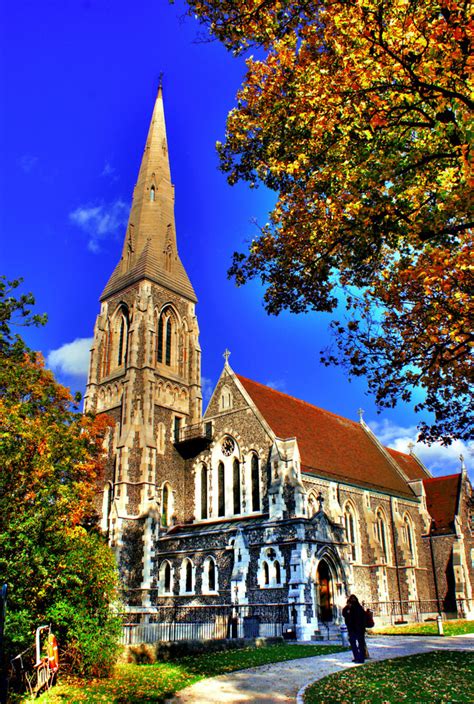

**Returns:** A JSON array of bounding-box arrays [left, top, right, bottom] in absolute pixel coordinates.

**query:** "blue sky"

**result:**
[[1, 0, 471, 476]]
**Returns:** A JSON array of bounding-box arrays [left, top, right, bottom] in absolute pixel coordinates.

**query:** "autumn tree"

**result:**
[[188, 0, 473, 444], [0, 277, 120, 678]]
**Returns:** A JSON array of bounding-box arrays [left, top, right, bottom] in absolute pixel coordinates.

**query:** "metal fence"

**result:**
[[120, 602, 293, 645], [364, 598, 472, 624]]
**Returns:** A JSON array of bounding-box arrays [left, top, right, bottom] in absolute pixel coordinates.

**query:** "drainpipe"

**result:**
[[389, 498, 403, 619]]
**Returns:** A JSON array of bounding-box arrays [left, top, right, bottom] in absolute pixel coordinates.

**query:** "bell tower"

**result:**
[[84, 85, 202, 596]]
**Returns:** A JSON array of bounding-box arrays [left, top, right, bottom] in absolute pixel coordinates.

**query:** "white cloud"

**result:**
[[47, 337, 93, 377], [266, 379, 287, 392], [201, 376, 214, 406], [18, 154, 39, 173], [101, 161, 118, 180], [69, 199, 129, 252], [368, 418, 473, 477]]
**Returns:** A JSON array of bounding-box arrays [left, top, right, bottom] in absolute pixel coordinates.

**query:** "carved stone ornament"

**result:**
[[221, 437, 235, 456]]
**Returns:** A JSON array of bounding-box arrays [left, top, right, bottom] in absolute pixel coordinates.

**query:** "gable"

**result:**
[[423, 474, 461, 535], [237, 375, 415, 499]]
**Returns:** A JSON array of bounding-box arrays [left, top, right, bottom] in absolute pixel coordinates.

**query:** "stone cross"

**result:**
[[223, 348, 231, 364], [357, 408, 364, 422]]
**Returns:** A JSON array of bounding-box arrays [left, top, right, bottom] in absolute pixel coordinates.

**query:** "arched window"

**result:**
[[101, 323, 111, 378], [344, 502, 358, 562], [156, 307, 176, 368], [218, 462, 225, 517], [113, 306, 129, 369], [233, 459, 241, 514], [150, 185, 155, 201], [157, 314, 164, 363], [404, 514, 415, 560], [376, 509, 388, 563], [165, 317, 172, 365], [202, 556, 218, 594], [263, 561, 269, 586], [164, 562, 171, 592], [274, 560, 281, 585], [208, 558, 216, 591], [159, 560, 172, 595], [251, 454, 260, 512], [185, 559, 193, 593], [201, 464, 208, 520]]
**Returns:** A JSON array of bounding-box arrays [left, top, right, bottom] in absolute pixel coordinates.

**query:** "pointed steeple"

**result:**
[[101, 84, 196, 302]]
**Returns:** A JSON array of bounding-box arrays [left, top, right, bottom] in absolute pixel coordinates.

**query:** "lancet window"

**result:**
[[376, 508, 389, 563], [156, 306, 177, 367], [344, 502, 358, 562], [233, 459, 241, 514], [251, 453, 260, 512]]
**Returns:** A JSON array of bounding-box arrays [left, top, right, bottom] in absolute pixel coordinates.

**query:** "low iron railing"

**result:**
[[363, 598, 472, 624], [120, 602, 294, 645]]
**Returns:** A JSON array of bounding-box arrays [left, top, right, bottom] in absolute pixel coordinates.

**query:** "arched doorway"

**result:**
[[317, 559, 334, 622]]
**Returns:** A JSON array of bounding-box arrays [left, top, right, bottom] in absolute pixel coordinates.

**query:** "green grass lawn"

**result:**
[[372, 618, 474, 637], [32, 643, 346, 703], [304, 650, 474, 704]]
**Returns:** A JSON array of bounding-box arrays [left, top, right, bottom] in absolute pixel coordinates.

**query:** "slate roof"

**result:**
[[386, 448, 431, 481], [237, 375, 416, 499], [423, 474, 461, 535], [101, 239, 197, 302]]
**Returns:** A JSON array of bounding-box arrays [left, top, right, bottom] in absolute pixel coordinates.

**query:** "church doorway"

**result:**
[[317, 559, 334, 622]]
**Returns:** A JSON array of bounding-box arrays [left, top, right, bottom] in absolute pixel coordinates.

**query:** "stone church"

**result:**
[[84, 87, 474, 639]]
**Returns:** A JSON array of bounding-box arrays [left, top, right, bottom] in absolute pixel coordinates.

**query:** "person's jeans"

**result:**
[[348, 629, 366, 663]]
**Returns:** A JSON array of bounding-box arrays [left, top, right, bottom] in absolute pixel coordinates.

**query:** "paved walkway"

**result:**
[[167, 635, 474, 704]]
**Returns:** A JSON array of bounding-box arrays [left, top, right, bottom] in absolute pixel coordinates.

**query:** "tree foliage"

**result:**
[[188, 0, 473, 444], [0, 277, 120, 677]]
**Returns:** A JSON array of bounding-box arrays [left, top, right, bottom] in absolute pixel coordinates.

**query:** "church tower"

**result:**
[[84, 86, 202, 594]]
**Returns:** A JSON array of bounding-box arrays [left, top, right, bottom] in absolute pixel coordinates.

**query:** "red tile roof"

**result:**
[[423, 474, 461, 535], [386, 448, 431, 481], [237, 375, 415, 498]]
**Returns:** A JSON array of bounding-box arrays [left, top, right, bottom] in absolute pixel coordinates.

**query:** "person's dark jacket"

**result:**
[[342, 602, 366, 633]]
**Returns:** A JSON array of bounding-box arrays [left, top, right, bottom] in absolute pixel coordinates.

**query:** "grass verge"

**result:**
[[304, 650, 474, 704], [371, 618, 474, 637], [33, 643, 347, 703]]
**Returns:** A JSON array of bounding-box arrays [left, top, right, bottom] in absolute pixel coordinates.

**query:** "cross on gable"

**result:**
[[223, 349, 231, 364]]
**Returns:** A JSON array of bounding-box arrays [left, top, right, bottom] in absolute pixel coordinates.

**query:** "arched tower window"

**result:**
[[274, 560, 281, 585], [344, 502, 358, 562], [150, 185, 155, 201], [233, 458, 241, 515], [157, 314, 164, 363], [201, 464, 208, 520], [376, 509, 389, 563], [218, 462, 225, 517], [156, 306, 177, 368], [251, 454, 260, 512], [263, 561, 269, 586], [113, 305, 129, 369], [165, 317, 172, 365]]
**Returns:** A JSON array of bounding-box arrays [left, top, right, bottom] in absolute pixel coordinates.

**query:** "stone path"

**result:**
[[167, 635, 474, 704]]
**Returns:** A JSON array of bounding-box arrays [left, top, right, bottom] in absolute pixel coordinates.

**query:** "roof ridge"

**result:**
[[236, 374, 360, 428]]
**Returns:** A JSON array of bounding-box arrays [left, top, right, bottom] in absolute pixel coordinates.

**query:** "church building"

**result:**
[[84, 87, 474, 640]]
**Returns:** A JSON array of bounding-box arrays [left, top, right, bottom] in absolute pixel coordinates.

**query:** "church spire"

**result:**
[[101, 84, 196, 302]]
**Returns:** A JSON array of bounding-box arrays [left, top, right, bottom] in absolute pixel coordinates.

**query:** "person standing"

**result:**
[[342, 594, 366, 663]]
